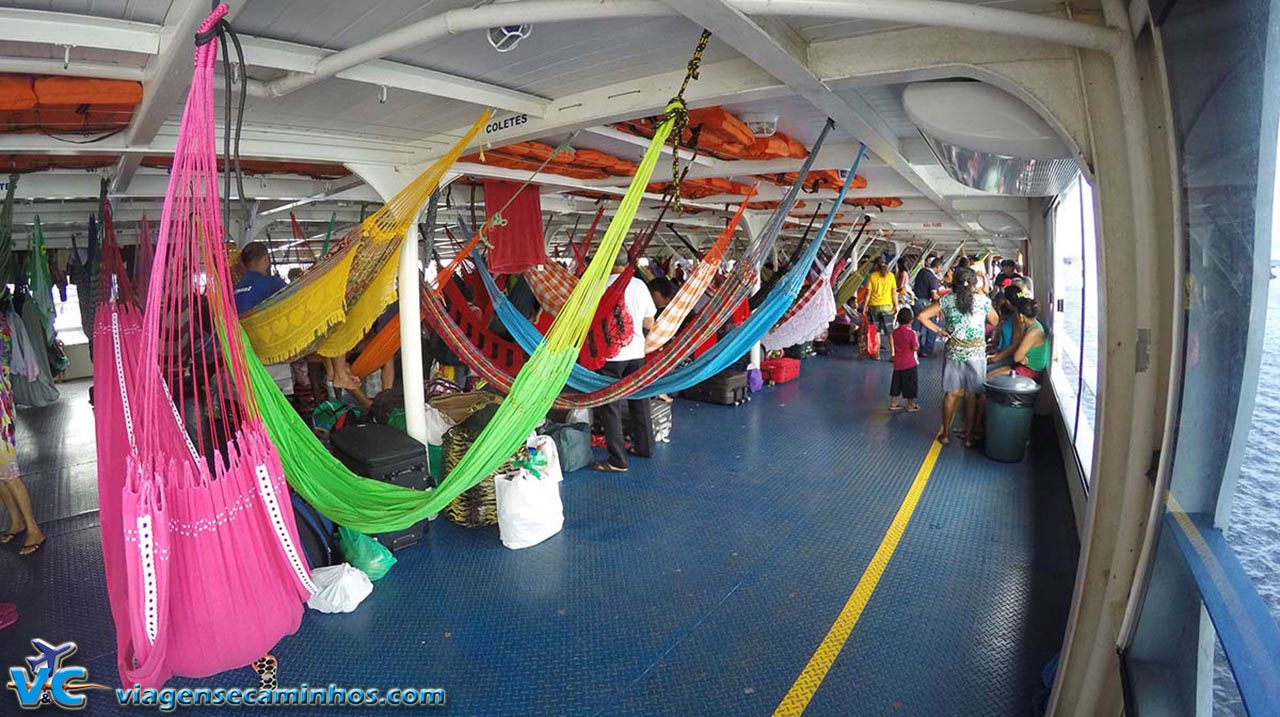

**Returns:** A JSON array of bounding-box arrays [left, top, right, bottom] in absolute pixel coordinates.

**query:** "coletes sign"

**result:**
[[486, 114, 529, 134]]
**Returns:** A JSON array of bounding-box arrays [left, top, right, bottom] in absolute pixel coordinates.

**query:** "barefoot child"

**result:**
[[889, 307, 920, 412]]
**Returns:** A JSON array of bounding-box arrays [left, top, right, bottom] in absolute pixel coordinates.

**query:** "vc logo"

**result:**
[[6, 639, 108, 710]]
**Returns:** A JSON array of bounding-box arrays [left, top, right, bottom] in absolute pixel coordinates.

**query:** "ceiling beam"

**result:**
[[580, 126, 716, 166], [114, 0, 226, 192], [660, 0, 977, 241], [237, 36, 551, 117], [0, 8, 158, 54]]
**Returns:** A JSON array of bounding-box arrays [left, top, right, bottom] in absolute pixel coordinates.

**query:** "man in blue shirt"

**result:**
[[912, 255, 942, 357], [234, 241, 286, 314]]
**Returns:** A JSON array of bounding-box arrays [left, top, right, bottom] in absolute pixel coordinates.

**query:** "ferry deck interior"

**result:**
[[0, 1, 1278, 715]]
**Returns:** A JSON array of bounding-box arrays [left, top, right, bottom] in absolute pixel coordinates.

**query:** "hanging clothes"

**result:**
[[483, 180, 546, 274], [10, 294, 59, 407]]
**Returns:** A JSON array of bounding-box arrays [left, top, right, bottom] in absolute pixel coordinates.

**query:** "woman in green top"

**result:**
[[917, 266, 998, 447], [1008, 297, 1049, 380]]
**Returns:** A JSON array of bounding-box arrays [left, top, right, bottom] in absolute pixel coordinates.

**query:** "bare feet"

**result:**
[[936, 431, 950, 445]]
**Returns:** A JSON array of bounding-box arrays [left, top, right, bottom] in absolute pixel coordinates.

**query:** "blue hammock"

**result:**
[[477, 144, 868, 399]]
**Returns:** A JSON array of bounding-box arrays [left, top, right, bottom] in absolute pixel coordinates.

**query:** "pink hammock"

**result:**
[[94, 6, 312, 689]]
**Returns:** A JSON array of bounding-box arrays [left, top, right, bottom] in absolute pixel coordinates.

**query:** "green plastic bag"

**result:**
[[338, 527, 397, 581]]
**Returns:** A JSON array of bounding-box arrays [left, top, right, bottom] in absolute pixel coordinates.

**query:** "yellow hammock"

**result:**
[[240, 110, 491, 364]]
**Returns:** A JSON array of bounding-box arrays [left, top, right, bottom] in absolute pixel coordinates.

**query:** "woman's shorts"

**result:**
[[942, 356, 987, 394]]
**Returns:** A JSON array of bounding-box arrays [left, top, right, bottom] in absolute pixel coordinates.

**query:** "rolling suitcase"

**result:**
[[683, 370, 749, 405], [330, 423, 433, 551], [622, 398, 673, 443]]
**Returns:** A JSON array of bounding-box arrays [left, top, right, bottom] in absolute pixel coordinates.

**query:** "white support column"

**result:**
[[399, 212, 428, 445], [345, 163, 459, 447]]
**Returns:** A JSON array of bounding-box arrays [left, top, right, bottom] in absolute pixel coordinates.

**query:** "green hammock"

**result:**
[[28, 217, 57, 332], [248, 102, 682, 533], [0, 174, 16, 281]]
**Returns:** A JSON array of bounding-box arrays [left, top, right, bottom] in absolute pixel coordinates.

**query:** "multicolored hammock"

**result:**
[[449, 138, 867, 409], [94, 7, 313, 688], [253, 33, 710, 531], [643, 191, 752, 352], [239, 110, 489, 363], [523, 205, 603, 316]]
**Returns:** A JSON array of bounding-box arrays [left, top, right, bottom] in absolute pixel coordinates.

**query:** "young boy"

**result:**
[[889, 307, 920, 412]]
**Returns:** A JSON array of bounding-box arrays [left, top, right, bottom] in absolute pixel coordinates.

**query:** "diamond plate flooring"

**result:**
[[0, 352, 1078, 716]]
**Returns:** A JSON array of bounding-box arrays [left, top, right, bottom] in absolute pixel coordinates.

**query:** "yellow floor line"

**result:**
[[773, 439, 945, 717]]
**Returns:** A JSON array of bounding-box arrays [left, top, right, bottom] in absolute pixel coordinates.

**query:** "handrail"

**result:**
[[1163, 502, 1280, 713]]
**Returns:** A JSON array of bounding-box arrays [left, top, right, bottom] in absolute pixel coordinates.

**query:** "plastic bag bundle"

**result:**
[[495, 436, 564, 550], [306, 564, 374, 613], [338, 527, 397, 581]]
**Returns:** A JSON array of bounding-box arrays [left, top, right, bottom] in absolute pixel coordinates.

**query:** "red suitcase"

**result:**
[[761, 357, 800, 384]]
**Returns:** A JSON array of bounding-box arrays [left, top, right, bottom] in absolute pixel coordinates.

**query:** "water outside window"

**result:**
[[1049, 175, 1099, 484]]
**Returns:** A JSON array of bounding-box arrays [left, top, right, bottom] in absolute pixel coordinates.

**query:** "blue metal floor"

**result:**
[[0, 351, 1078, 716]]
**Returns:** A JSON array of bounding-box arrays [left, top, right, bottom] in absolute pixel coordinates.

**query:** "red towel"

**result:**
[[484, 180, 546, 273]]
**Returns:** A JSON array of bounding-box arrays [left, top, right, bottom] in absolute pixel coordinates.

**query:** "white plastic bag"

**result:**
[[494, 436, 564, 550], [566, 407, 591, 426], [305, 563, 374, 613], [424, 404, 455, 446]]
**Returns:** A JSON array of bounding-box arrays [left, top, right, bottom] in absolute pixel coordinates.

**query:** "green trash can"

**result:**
[[984, 373, 1041, 462]]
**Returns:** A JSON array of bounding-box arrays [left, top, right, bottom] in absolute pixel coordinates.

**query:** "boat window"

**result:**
[[1048, 174, 1098, 485], [1126, 1, 1280, 714]]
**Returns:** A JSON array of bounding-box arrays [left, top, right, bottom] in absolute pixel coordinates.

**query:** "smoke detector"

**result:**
[[487, 24, 531, 52], [741, 111, 779, 137]]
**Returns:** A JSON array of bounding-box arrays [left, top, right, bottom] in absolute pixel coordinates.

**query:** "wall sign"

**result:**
[[485, 114, 529, 135]]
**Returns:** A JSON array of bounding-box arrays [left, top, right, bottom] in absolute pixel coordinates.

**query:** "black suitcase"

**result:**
[[682, 370, 749, 406], [619, 398, 674, 444], [330, 423, 432, 551]]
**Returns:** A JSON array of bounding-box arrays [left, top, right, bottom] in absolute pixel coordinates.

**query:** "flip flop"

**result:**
[[590, 461, 627, 473], [907, 405, 920, 412], [0, 530, 21, 545], [888, 404, 904, 411], [19, 539, 44, 557]]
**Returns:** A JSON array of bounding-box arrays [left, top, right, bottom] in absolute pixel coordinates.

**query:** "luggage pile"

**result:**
[[329, 423, 434, 551], [442, 405, 531, 528]]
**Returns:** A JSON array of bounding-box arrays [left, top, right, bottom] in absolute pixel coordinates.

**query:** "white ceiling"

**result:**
[[0, 0, 1070, 251]]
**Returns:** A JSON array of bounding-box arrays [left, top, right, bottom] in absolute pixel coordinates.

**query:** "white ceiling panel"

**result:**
[[0, 0, 173, 24], [837, 84, 919, 139], [786, 0, 1066, 42], [224, 77, 490, 146], [390, 18, 737, 99]]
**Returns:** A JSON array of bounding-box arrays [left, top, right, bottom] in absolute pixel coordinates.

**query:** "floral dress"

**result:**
[[0, 314, 18, 479]]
